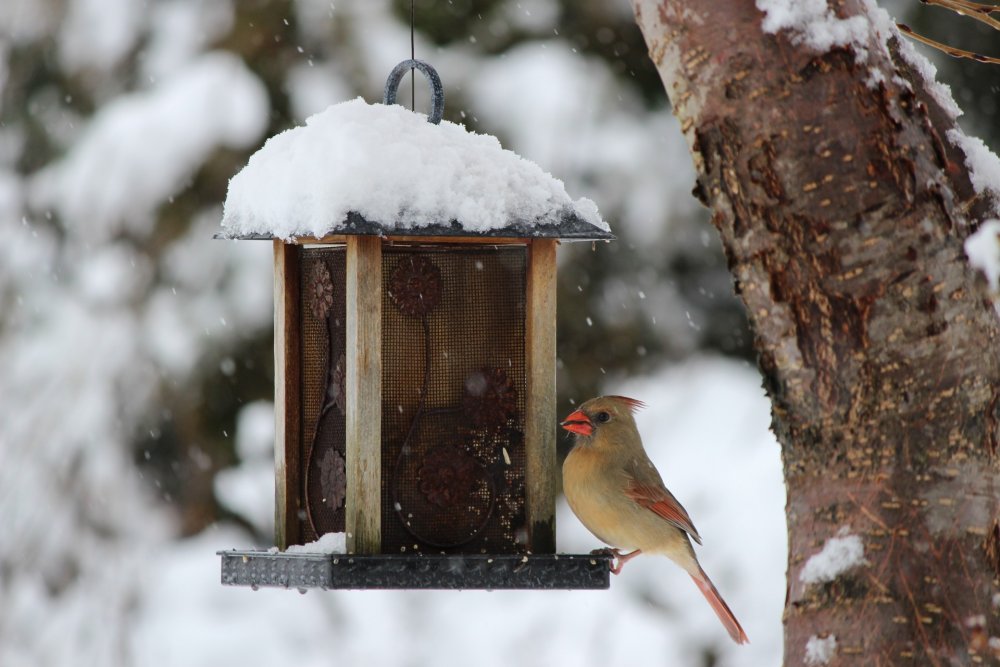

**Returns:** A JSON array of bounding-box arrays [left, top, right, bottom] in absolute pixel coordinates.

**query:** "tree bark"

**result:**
[[630, 1, 1000, 664]]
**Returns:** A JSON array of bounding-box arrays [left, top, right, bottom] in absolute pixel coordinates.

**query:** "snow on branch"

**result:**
[[31, 52, 268, 242], [804, 634, 838, 665], [800, 527, 866, 585], [965, 220, 1000, 293], [755, 0, 964, 120], [947, 130, 1000, 211], [756, 0, 870, 53]]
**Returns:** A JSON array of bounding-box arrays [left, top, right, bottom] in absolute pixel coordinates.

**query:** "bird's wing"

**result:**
[[623, 464, 703, 545]]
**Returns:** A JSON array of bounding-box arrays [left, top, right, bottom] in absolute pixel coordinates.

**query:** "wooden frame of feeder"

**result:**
[[218, 58, 614, 590], [219, 232, 613, 590], [271, 235, 560, 555]]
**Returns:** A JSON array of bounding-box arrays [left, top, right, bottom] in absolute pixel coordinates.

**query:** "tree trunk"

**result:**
[[630, 1, 1000, 664]]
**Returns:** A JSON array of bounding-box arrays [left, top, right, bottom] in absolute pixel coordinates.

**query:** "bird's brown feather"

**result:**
[[623, 477, 703, 545]]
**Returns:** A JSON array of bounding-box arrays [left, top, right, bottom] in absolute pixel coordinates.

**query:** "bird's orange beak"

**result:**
[[560, 409, 593, 437]]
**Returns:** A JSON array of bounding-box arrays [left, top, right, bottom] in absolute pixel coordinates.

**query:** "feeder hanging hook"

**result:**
[[383, 59, 445, 125]]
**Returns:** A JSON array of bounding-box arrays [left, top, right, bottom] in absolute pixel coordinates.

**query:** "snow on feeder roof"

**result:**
[[219, 65, 611, 242]]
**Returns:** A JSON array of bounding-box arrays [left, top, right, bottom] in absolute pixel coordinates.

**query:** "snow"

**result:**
[[501, 0, 560, 33], [1, 31, 274, 664], [947, 130, 1000, 208], [800, 527, 866, 584], [756, 0, 870, 53], [31, 52, 269, 242], [220, 98, 608, 239], [215, 462, 275, 538], [756, 0, 964, 119], [280, 532, 347, 554], [138, 358, 785, 667], [58, 0, 142, 74], [139, 0, 235, 81], [0, 0, 59, 46], [757, 2, 1000, 224], [216, 402, 277, 534], [235, 401, 277, 461], [468, 42, 697, 248], [285, 62, 354, 122], [860, 0, 965, 119], [77, 242, 153, 306], [885, 13, 963, 121], [805, 635, 837, 665], [965, 220, 1000, 293]]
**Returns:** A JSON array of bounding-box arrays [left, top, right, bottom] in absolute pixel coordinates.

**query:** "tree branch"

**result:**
[[898, 0, 1000, 65]]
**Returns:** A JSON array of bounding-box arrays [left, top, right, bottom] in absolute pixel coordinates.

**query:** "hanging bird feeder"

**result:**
[[217, 60, 614, 590]]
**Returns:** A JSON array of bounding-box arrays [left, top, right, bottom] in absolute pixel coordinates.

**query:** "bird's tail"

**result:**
[[690, 568, 749, 645]]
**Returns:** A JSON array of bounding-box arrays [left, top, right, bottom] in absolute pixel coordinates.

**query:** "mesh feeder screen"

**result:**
[[300, 247, 348, 541], [298, 244, 528, 554]]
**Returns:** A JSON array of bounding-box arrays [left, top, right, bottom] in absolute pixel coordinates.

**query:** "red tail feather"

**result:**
[[690, 569, 749, 645]]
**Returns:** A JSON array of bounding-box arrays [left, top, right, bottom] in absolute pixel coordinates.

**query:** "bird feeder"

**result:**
[[217, 60, 614, 590]]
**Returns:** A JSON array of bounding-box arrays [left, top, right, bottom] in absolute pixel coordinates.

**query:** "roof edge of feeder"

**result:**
[[215, 210, 614, 243]]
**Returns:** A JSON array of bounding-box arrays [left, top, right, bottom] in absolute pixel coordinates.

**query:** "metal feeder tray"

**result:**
[[219, 551, 613, 591]]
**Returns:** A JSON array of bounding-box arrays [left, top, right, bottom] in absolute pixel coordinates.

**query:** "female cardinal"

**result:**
[[560, 395, 749, 645]]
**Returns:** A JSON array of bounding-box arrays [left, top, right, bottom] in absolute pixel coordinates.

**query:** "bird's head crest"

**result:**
[[606, 396, 646, 414]]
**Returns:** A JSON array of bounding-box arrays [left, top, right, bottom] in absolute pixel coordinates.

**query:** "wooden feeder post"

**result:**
[[273, 241, 301, 550], [344, 235, 382, 554], [524, 238, 558, 553], [219, 60, 615, 590]]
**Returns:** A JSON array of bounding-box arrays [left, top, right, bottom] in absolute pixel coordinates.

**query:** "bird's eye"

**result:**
[[595, 411, 611, 424]]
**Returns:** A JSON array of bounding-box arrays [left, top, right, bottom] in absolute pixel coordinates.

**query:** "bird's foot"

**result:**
[[590, 548, 642, 575], [609, 548, 642, 575]]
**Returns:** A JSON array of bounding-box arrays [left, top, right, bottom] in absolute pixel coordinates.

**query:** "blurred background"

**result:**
[[0, 1, 996, 665]]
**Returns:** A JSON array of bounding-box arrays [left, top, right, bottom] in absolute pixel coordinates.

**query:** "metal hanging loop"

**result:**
[[383, 59, 445, 125]]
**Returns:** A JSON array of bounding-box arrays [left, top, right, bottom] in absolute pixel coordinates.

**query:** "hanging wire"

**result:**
[[410, 0, 416, 110]]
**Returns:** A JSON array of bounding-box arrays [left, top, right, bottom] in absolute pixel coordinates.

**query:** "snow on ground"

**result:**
[[221, 98, 607, 239], [138, 357, 785, 667]]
